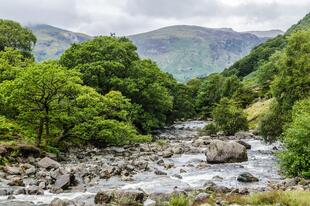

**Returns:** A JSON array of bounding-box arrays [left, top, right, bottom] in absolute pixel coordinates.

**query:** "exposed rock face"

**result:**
[[205, 140, 248, 163], [37, 157, 60, 169], [54, 174, 71, 189], [237, 172, 259, 182]]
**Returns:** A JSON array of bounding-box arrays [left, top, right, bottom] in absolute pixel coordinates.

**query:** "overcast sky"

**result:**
[[0, 0, 309, 36]]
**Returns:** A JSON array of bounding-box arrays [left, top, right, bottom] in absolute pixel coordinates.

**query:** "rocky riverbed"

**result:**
[[0, 120, 309, 206]]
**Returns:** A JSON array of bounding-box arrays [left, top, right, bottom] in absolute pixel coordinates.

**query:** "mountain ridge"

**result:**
[[29, 24, 282, 81]]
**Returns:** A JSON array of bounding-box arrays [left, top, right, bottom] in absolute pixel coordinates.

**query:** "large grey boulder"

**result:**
[[37, 157, 60, 169], [205, 140, 248, 163]]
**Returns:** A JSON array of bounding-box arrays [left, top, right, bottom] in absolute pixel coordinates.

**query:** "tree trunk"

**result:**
[[55, 124, 73, 144], [36, 118, 44, 147], [44, 116, 49, 146]]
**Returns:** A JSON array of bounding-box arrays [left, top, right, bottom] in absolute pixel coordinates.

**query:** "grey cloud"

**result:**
[[0, 0, 309, 35]]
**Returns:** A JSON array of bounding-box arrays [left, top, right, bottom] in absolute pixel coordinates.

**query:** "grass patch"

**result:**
[[245, 99, 272, 129], [202, 191, 310, 206]]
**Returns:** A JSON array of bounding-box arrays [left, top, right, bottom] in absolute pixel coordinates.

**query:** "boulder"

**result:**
[[8, 177, 25, 186], [55, 174, 75, 190], [205, 140, 248, 163], [4, 166, 21, 175], [237, 172, 259, 182], [37, 157, 60, 169]]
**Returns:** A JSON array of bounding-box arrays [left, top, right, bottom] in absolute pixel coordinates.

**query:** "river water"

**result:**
[[0, 120, 283, 205]]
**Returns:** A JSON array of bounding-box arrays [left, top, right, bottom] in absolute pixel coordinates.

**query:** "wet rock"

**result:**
[[157, 159, 165, 166], [37, 157, 60, 169], [13, 188, 26, 195], [164, 162, 175, 169], [237, 140, 251, 149], [0, 188, 12, 196], [237, 172, 259, 182], [8, 177, 25, 186], [172, 174, 183, 179], [212, 175, 224, 181], [7, 195, 16, 200], [194, 192, 210, 203], [180, 169, 187, 173], [206, 140, 248, 163], [154, 169, 167, 175], [4, 166, 22, 175], [27, 185, 44, 195]]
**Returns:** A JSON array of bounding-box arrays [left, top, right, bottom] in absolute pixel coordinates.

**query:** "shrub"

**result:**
[[212, 98, 248, 135], [258, 101, 286, 142], [201, 123, 219, 135], [74, 118, 151, 147], [279, 98, 310, 178]]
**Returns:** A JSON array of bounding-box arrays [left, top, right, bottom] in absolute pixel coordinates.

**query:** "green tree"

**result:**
[[279, 98, 310, 178], [196, 73, 225, 116], [1, 61, 82, 146], [212, 98, 248, 135], [0, 19, 36, 57], [60, 37, 177, 132], [0, 48, 33, 83], [259, 30, 310, 141]]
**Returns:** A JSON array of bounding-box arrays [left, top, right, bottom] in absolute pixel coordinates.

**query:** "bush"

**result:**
[[258, 101, 286, 142], [74, 118, 151, 147], [279, 98, 310, 178], [212, 98, 248, 135], [201, 123, 219, 135], [167, 194, 190, 206]]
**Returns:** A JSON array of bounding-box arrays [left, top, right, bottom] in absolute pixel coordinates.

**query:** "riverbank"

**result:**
[[0, 121, 309, 206]]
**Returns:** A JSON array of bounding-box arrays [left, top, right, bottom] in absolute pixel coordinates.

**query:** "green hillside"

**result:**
[[223, 12, 310, 79], [29, 24, 92, 62], [129, 25, 267, 82]]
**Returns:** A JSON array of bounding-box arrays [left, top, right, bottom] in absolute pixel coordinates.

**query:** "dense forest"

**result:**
[[0, 11, 310, 189]]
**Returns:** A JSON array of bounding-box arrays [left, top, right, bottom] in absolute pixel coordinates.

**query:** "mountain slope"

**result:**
[[29, 24, 92, 62], [128, 25, 266, 81], [245, 30, 284, 38], [29, 24, 271, 82], [223, 12, 310, 79]]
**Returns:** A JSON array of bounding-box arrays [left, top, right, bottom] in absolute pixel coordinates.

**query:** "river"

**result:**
[[0, 120, 283, 205]]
